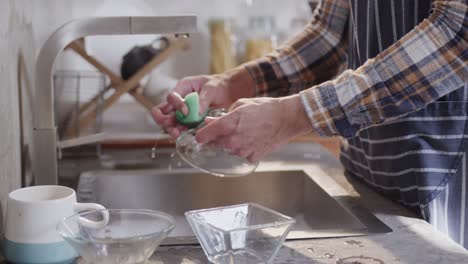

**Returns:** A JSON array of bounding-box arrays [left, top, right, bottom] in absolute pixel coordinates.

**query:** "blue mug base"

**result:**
[[7, 260, 76, 264], [3, 239, 77, 264]]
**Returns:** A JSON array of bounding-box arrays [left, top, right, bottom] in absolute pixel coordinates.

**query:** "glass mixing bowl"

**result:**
[[57, 209, 175, 264], [176, 109, 259, 177]]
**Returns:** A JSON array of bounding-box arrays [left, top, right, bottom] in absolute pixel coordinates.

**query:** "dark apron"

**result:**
[[342, 0, 468, 248]]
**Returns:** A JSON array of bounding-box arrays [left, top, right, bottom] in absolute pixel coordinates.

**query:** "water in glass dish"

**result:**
[[64, 237, 162, 264]]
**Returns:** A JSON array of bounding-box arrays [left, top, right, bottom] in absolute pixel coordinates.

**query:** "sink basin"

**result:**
[[77, 169, 391, 245]]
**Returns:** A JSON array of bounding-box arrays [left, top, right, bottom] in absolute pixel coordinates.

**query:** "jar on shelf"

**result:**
[[209, 19, 238, 74], [243, 16, 277, 62]]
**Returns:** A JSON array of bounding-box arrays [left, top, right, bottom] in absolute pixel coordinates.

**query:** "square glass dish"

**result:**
[[185, 203, 295, 264]]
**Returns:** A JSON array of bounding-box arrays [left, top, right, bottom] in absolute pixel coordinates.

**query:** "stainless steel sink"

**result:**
[[77, 169, 391, 245]]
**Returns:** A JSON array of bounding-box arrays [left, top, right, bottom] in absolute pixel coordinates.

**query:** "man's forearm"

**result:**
[[299, 1, 468, 139], [243, 0, 350, 98]]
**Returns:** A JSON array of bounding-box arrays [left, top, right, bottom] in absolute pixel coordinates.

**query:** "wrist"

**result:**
[[280, 95, 315, 137], [224, 66, 256, 99]]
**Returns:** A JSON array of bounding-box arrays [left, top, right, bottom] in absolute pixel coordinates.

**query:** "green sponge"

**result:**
[[175, 92, 208, 128]]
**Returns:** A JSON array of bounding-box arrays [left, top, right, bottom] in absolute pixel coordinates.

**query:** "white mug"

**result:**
[[3, 185, 108, 264]]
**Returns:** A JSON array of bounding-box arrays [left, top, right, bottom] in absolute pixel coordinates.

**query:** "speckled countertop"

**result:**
[[2, 143, 468, 264]]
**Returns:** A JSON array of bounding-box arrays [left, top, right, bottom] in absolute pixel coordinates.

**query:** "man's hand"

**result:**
[[195, 95, 314, 162], [152, 67, 255, 138]]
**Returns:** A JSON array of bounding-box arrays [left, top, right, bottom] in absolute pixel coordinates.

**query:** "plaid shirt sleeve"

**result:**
[[244, 0, 350, 97], [300, 0, 468, 138]]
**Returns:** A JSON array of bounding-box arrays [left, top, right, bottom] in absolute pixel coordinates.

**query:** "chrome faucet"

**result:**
[[33, 16, 197, 185]]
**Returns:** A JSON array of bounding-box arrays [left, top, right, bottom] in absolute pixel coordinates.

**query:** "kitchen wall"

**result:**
[[0, 0, 314, 233], [0, 0, 87, 234]]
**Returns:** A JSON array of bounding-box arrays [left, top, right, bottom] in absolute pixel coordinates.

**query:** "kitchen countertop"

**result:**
[[2, 143, 468, 263]]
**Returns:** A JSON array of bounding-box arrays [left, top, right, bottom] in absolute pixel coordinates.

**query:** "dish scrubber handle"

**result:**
[[175, 92, 208, 128]]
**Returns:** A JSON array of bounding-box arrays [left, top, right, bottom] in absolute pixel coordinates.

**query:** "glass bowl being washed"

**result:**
[[57, 209, 175, 264], [176, 127, 259, 177], [174, 92, 259, 177], [185, 203, 295, 264]]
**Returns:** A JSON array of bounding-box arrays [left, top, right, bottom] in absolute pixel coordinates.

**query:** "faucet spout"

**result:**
[[33, 16, 197, 185]]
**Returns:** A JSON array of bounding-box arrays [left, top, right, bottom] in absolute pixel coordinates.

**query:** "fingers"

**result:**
[[160, 103, 173, 114], [247, 145, 274, 163], [167, 75, 212, 115], [151, 76, 215, 139], [247, 153, 261, 163], [152, 107, 174, 126], [203, 116, 216, 125], [152, 106, 187, 139], [167, 128, 178, 138], [195, 113, 238, 144], [152, 107, 166, 125], [229, 100, 242, 112], [167, 92, 189, 115], [207, 133, 260, 162], [236, 148, 252, 159], [208, 135, 251, 159], [166, 124, 188, 138], [228, 98, 249, 112], [198, 86, 214, 114], [217, 136, 238, 150], [173, 79, 195, 96], [174, 76, 210, 95]]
